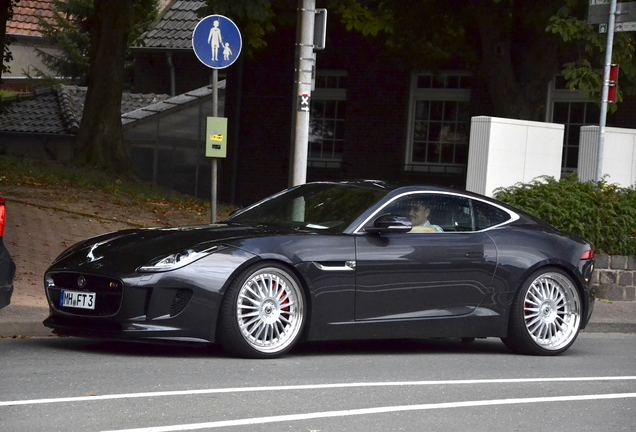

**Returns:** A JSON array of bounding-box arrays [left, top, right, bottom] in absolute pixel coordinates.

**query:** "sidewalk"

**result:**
[[585, 300, 636, 333]]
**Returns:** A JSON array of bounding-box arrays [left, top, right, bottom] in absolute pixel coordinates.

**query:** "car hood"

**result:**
[[48, 224, 290, 275]]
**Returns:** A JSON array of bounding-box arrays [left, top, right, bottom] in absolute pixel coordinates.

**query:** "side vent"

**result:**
[[169, 289, 192, 317]]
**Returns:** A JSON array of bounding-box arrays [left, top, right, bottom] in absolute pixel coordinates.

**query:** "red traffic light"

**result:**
[[609, 64, 619, 82], [608, 64, 619, 104]]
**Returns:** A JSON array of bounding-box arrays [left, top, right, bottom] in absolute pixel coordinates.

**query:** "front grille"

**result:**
[[47, 272, 123, 317]]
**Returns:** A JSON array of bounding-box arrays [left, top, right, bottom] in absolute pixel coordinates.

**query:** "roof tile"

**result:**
[[0, 85, 170, 135], [0, 91, 66, 134], [137, 0, 205, 50], [6, 0, 56, 37]]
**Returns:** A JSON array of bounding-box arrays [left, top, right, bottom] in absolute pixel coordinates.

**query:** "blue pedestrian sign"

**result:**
[[192, 15, 242, 69]]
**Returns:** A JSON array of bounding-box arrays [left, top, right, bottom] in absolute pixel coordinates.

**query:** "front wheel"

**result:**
[[502, 268, 582, 356], [219, 263, 306, 358]]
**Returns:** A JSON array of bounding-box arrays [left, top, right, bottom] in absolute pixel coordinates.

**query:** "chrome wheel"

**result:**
[[235, 268, 304, 354], [523, 272, 581, 351]]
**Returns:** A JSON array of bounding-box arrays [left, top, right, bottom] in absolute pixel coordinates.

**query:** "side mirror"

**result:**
[[365, 214, 412, 234]]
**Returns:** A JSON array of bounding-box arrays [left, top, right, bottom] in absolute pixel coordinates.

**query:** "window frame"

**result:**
[[545, 76, 598, 173], [404, 71, 472, 174], [308, 70, 348, 169], [353, 191, 518, 235], [471, 198, 513, 231]]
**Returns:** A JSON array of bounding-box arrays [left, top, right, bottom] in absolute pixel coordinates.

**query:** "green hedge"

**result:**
[[494, 176, 636, 256]]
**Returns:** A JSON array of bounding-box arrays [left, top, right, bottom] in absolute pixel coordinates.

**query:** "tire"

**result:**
[[502, 267, 582, 356], [219, 262, 306, 358]]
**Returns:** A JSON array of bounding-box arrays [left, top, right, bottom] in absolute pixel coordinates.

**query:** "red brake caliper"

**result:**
[[278, 282, 290, 314]]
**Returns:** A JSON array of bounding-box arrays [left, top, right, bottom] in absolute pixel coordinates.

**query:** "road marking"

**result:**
[[1, 376, 636, 408], [102, 392, 636, 432]]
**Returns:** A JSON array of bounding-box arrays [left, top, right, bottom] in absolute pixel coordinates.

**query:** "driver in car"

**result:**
[[409, 203, 443, 233]]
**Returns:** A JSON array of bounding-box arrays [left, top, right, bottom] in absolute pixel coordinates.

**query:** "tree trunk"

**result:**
[[75, 0, 133, 171], [0, 0, 11, 82], [475, 5, 533, 120], [473, 1, 560, 121]]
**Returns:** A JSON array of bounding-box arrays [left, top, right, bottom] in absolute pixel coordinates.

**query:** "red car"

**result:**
[[0, 197, 15, 309]]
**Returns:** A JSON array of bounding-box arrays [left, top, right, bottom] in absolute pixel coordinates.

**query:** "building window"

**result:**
[[405, 72, 471, 174], [309, 70, 347, 168], [547, 77, 599, 173]]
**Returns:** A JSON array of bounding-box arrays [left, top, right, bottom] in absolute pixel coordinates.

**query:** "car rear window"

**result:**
[[472, 199, 511, 230]]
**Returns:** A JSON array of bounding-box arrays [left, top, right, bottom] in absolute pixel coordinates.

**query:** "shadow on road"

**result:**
[[34, 336, 223, 358], [294, 338, 511, 356], [32, 335, 511, 358]]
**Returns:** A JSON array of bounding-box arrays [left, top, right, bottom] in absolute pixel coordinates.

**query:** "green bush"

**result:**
[[494, 176, 636, 256]]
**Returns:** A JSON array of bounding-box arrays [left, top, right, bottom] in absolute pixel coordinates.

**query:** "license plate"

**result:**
[[60, 290, 96, 310]]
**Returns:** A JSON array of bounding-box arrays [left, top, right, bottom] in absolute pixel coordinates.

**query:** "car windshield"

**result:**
[[226, 183, 388, 233]]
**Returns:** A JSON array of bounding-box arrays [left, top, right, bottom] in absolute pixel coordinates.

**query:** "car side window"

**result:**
[[472, 199, 511, 230], [382, 194, 473, 233]]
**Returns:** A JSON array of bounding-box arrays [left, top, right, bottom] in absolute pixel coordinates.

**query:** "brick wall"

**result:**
[[592, 255, 636, 301]]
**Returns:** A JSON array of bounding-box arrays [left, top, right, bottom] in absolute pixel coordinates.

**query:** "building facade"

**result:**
[[112, 1, 636, 204]]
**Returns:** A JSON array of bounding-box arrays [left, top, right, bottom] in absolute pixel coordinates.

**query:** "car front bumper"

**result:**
[[43, 247, 256, 343], [43, 278, 219, 343]]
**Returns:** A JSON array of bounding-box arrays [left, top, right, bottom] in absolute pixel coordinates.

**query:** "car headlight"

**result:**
[[138, 245, 221, 272]]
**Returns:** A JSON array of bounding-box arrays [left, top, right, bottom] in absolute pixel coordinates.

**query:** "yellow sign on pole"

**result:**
[[206, 117, 228, 158]]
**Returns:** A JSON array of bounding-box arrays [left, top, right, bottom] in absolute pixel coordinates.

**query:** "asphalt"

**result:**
[[1, 333, 635, 431]]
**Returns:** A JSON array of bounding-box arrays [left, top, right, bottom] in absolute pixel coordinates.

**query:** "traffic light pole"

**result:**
[[290, 0, 316, 186], [597, 0, 617, 181]]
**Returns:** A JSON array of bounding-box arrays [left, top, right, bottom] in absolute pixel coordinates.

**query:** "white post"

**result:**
[[597, 0, 617, 181], [290, 0, 315, 186]]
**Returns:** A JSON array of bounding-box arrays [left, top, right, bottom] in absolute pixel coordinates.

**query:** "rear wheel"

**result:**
[[219, 263, 306, 358], [502, 268, 582, 355]]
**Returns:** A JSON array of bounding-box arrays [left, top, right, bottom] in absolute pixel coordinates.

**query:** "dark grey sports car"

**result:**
[[44, 181, 595, 358]]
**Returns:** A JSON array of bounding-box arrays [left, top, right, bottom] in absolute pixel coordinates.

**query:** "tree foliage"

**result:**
[[1, 0, 18, 80], [204, 0, 636, 120], [35, 0, 92, 83], [203, 0, 296, 57], [546, 0, 636, 103], [35, 0, 157, 85], [332, 0, 636, 119]]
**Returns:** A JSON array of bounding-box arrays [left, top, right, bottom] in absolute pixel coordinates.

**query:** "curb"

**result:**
[[0, 305, 52, 338], [0, 321, 52, 338], [583, 322, 636, 334]]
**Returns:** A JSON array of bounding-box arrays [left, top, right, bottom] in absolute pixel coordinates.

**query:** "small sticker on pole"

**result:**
[[298, 93, 310, 112]]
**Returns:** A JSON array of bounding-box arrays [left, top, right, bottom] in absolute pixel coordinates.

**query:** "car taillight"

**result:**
[[580, 249, 595, 260], [0, 197, 5, 238]]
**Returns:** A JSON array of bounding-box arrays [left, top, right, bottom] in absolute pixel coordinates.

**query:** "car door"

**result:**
[[354, 192, 498, 321]]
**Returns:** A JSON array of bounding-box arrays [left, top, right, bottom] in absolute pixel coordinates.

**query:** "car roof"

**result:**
[[318, 181, 536, 224], [317, 180, 487, 198]]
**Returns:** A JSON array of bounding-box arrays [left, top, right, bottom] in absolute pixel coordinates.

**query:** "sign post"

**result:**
[[290, 0, 317, 187], [192, 15, 242, 223], [588, 0, 636, 180], [597, 0, 618, 181]]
